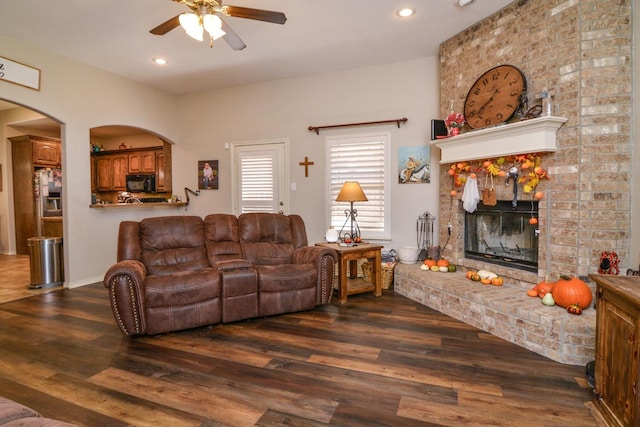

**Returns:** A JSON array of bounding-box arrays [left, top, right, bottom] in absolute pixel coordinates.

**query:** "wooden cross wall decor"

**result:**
[[299, 156, 314, 177]]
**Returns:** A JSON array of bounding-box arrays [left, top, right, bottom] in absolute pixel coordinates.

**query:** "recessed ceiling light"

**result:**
[[152, 57, 168, 65], [396, 8, 415, 18]]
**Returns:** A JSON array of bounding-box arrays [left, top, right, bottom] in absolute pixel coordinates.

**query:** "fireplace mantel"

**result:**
[[430, 116, 567, 163]]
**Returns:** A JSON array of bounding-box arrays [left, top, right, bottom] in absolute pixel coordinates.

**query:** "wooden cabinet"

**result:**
[[95, 154, 127, 191], [9, 135, 62, 254], [42, 217, 63, 238], [32, 138, 61, 166], [128, 151, 156, 173], [112, 155, 128, 190], [91, 144, 171, 197], [589, 274, 640, 427]]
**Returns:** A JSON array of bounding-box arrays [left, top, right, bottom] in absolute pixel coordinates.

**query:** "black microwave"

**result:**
[[126, 174, 156, 193]]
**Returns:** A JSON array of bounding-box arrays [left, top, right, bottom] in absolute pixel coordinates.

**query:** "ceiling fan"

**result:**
[[150, 0, 287, 50]]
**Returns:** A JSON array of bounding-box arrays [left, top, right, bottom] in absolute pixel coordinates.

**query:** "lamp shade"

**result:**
[[336, 182, 368, 202]]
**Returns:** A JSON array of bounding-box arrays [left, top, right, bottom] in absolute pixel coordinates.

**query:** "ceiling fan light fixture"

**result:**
[[457, 0, 475, 7], [203, 14, 226, 40], [179, 13, 204, 41]]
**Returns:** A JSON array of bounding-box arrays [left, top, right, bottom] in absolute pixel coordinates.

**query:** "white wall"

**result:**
[[176, 57, 442, 250], [0, 34, 179, 287], [1, 33, 441, 286]]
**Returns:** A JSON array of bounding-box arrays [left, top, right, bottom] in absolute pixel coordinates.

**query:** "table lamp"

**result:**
[[336, 181, 368, 241]]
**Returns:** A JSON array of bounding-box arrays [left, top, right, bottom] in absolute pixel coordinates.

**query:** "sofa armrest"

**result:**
[[103, 260, 147, 336], [216, 259, 253, 271], [293, 246, 337, 304]]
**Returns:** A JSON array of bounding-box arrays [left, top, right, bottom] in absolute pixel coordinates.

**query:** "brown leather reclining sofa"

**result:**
[[103, 213, 337, 336]]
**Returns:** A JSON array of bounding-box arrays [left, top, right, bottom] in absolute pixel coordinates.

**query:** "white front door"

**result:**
[[231, 140, 288, 215]]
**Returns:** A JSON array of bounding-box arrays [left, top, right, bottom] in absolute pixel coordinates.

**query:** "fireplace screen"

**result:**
[[465, 201, 538, 272]]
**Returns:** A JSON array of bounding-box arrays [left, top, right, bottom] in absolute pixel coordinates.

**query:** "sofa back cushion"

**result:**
[[139, 216, 209, 275], [239, 213, 302, 265], [204, 214, 243, 265]]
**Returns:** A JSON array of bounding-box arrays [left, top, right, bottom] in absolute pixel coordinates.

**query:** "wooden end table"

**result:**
[[315, 242, 383, 304]]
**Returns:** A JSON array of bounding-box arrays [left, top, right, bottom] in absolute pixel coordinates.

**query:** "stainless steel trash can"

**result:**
[[27, 237, 63, 289]]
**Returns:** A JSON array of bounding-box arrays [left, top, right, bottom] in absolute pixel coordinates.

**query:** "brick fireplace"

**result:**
[[394, 0, 632, 365], [434, 0, 632, 284], [431, 116, 566, 286]]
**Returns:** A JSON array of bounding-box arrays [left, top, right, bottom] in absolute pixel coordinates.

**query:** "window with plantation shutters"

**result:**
[[326, 132, 391, 240]]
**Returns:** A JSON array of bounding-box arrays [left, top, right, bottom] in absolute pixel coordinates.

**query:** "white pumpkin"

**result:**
[[477, 270, 498, 280]]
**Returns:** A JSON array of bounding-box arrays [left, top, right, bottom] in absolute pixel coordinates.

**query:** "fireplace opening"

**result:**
[[464, 200, 539, 272]]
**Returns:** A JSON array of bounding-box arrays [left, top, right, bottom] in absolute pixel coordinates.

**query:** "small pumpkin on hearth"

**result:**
[[423, 259, 437, 269], [491, 277, 504, 286], [551, 275, 593, 309], [534, 279, 553, 298], [437, 259, 450, 268]]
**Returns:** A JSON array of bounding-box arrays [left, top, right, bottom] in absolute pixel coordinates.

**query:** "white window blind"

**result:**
[[239, 151, 273, 213], [326, 132, 391, 240]]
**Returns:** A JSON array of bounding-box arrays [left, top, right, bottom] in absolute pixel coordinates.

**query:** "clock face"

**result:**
[[463, 65, 526, 129]]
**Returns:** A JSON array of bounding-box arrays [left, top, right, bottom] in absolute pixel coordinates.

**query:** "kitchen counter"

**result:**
[[90, 202, 188, 209]]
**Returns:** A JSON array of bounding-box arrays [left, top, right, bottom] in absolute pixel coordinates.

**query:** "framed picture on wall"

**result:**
[[398, 146, 430, 184], [198, 160, 218, 190]]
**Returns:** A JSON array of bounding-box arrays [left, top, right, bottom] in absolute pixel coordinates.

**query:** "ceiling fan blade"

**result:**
[[150, 15, 181, 35], [220, 18, 247, 50], [223, 6, 287, 25]]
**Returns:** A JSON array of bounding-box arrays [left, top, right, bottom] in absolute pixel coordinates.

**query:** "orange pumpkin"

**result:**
[[465, 271, 475, 280], [551, 275, 593, 309], [480, 278, 492, 285], [526, 288, 539, 297], [437, 259, 450, 268], [535, 280, 553, 298], [491, 277, 504, 286], [423, 259, 437, 269]]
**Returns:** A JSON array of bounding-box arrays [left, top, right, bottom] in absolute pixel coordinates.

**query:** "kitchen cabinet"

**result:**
[[32, 138, 61, 166], [9, 135, 62, 254], [41, 217, 63, 238], [128, 151, 156, 173], [95, 154, 127, 191], [91, 143, 171, 199], [589, 274, 640, 427]]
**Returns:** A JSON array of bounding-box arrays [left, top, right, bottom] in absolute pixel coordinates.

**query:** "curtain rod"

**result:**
[[308, 117, 408, 135]]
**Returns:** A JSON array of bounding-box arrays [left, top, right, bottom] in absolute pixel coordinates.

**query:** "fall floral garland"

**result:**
[[448, 153, 550, 198]]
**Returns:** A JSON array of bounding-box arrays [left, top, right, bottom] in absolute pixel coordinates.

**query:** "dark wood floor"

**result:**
[[0, 284, 597, 426]]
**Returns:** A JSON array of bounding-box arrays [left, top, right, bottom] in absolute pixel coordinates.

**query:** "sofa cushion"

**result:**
[[144, 268, 220, 308], [203, 214, 243, 265], [139, 216, 209, 275], [239, 213, 295, 265], [255, 264, 316, 292]]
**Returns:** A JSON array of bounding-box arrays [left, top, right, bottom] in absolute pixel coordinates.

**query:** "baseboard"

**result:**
[[66, 276, 103, 288]]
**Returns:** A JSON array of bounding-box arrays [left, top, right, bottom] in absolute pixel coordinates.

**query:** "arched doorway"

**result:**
[[0, 99, 62, 300]]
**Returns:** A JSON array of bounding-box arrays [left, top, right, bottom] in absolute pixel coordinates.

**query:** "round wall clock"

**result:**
[[463, 64, 527, 129]]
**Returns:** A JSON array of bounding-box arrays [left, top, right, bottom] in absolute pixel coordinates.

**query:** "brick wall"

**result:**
[[437, 0, 632, 283]]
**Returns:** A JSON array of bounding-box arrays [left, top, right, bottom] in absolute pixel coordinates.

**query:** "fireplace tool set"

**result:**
[[417, 211, 437, 261]]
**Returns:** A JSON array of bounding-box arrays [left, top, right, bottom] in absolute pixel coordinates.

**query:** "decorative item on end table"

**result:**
[[335, 181, 368, 242]]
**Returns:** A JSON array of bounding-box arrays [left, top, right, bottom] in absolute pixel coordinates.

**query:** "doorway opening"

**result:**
[[1, 99, 62, 297]]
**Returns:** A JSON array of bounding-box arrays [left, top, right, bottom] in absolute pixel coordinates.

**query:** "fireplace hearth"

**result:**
[[465, 200, 539, 272]]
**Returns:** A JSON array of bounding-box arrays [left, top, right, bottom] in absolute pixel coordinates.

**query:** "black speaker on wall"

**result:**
[[431, 119, 447, 140]]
